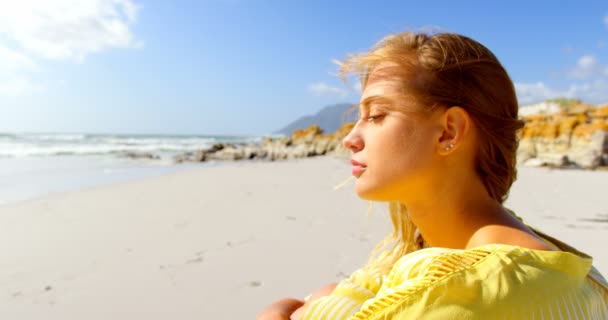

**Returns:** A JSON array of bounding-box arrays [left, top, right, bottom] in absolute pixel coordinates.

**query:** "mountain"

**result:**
[[275, 103, 358, 135]]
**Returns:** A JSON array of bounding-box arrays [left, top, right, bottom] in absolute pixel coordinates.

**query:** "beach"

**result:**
[[0, 156, 606, 319]]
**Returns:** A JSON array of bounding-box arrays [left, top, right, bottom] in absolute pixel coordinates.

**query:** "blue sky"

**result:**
[[1, 0, 607, 135]]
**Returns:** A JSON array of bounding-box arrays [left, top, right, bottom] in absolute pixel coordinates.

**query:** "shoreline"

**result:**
[[0, 156, 274, 208], [0, 156, 205, 207], [3, 150, 607, 209]]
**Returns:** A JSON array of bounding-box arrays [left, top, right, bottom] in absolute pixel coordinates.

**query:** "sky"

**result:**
[[0, 0, 607, 135]]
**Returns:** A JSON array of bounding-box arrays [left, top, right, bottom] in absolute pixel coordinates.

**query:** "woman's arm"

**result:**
[[290, 282, 338, 320], [257, 282, 337, 320], [256, 298, 305, 320]]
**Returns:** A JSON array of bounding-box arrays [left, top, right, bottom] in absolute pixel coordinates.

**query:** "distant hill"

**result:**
[[275, 103, 358, 135]]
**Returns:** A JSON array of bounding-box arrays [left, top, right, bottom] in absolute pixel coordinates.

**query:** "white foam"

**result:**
[[0, 133, 263, 158]]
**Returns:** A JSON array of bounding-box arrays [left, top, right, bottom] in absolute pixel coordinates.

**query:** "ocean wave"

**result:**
[[0, 134, 264, 158]]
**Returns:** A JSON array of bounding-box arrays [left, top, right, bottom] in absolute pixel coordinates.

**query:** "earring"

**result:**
[[445, 143, 455, 151]]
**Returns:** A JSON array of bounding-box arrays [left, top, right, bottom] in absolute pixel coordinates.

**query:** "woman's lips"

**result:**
[[351, 165, 366, 177], [350, 159, 367, 177]]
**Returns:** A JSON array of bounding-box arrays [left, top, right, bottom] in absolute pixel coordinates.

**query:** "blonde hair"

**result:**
[[338, 31, 525, 275]]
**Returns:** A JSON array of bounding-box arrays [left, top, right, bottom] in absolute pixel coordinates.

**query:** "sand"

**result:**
[[0, 157, 606, 319]]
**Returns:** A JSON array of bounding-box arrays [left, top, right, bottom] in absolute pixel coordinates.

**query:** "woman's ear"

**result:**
[[437, 106, 470, 154]]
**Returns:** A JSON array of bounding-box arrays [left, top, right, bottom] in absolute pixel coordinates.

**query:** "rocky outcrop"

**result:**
[[119, 151, 161, 160], [518, 104, 608, 169], [173, 123, 355, 163]]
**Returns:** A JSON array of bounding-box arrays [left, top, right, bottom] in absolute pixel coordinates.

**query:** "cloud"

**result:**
[[569, 55, 602, 79], [568, 78, 608, 103], [0, 74, 45, 97], [307, 82, 348, 98], [604, 14, 608, 29], [0, 45, 39, 97], [518, 52, 608, 104], [0, 0, 141, 62], [515, 80, 608, 105], [515, 82, 570, 105], [0, 0, 141, 96], [0, 46, 36, 71], [0, 45, 45, 97]]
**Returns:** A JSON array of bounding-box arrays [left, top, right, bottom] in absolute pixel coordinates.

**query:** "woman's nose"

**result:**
[[342, 127, 363, 152]]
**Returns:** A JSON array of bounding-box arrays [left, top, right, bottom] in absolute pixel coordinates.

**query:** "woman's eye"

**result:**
[[366, 114, 384, 122]]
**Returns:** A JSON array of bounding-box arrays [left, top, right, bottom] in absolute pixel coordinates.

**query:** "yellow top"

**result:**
[[299, 227, 608, 319]]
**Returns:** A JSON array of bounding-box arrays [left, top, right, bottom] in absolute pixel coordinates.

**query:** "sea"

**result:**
[[0, 132, 271, 206]]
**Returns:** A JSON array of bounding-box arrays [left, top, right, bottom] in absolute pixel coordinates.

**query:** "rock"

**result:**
[[194, 150, 207, 162], [523, 158, 546, 167], [571, 131, 608, 168], [517, 138, 536, 165], [291, 125, 323, 144], [121, 152, 160, 160], [173, 150, 209, 163], [313, 137, 331, 155], [209, 147, 245, 161], [173, 153, 190, 163], [288, 144, 310, 159], [211, 143, 225, 152], [517, 102, 608, 169]]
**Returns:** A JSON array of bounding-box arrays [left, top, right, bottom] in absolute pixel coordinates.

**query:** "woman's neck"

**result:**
[[403, 173, 506, 250], [404, 179, 553, 251]]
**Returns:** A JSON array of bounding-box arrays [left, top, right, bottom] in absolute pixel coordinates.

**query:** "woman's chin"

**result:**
[[354, 182, 381, 201], [354, 180, 400, 202], [354, 183, 369, 198]]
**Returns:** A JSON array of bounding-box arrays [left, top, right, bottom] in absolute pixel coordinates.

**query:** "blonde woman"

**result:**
[[257, 31, 608, 320]]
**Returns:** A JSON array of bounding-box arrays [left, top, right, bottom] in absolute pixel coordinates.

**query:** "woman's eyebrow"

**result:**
[[360, 95, 392, 111]]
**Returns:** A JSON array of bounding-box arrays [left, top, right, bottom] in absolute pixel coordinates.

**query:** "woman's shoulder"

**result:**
[[384, 244, 525, 289], [387, 243, 595, 288], [351, 244, 606, 320]]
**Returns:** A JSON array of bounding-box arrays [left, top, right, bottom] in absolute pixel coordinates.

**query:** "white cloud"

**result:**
[[0, 45, 39, 97], [604, 14, 608, 29], [0, 46, 36, 71], [569, 55, 601, 79], [0, 75, 46, 97], [308, 82, 348, 98], [548, 52, 608, 104], [515, 80, 608, 105], [568, 78, 608, 103], [515, 82, 571, 105], [0, 0, 140, 96], [0, 0, 141, 62]]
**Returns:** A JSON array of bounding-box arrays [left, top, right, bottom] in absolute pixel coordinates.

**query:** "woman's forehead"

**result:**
[[359, 77, 431, 115], [367, 61, 406, 83], [363, 78, 402, 92], [361, 79, 404, 104]]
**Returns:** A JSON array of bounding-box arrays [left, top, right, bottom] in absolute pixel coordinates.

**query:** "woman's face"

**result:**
[[343, 74, 444, 201]]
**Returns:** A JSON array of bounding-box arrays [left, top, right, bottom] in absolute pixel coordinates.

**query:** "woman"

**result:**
[[258, 31, 608, 319]]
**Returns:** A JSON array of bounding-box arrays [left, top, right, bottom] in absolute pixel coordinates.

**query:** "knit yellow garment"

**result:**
[[299, 232, 608, 319]]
